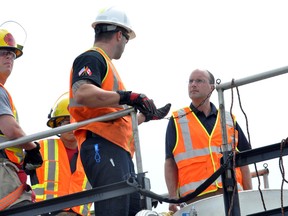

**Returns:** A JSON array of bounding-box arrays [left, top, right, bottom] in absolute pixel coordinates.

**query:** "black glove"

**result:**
[[117, 90, 157, 114], [23, 142, 43, 171], [142, 103, 171, 122]]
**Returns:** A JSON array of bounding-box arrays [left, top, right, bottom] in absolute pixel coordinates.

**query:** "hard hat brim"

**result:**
[[47, 116, 69, 128], [14, 48, 23, 58], [91, 21, 136, 40], [0, 46, 23, 58]]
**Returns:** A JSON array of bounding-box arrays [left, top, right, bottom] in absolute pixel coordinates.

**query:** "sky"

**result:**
[[1, 0, 288, 214]]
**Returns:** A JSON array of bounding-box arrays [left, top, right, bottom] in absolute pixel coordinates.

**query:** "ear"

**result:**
[[211, 84, 215, 91], [116, 31, 122, 41]]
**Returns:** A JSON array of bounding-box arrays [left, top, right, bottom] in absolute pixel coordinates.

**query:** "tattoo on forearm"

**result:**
[[72, 80, 92, 93]]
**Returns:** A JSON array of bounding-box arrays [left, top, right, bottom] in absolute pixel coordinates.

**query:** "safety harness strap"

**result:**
[[0, 184, 25, 210]]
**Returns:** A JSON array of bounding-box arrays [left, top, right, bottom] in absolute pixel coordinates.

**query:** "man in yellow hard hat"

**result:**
[[0, 28, 43, 210], [29, 92, 92, 216]]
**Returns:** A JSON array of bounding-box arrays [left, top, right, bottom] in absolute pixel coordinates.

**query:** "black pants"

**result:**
[[80, 133, 141, 216]]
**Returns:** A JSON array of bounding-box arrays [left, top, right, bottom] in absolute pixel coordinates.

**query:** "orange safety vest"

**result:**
[[0, 84, 25, 165], [172, 107, 243, 197], [31, 139, 92, 216], [69, 47, 135, 157]]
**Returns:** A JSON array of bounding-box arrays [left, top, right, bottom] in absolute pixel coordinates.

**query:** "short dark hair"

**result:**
[[94, 24, 128, 42]]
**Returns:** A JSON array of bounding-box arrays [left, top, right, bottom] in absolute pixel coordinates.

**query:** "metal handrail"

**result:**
[[0, 107, 144, 173], [0, 107, 134, 149], [251, 168, 269, 189], [216, 65, 288, 91], [216, 65, 288, 216], [216, 65, 288, 160]]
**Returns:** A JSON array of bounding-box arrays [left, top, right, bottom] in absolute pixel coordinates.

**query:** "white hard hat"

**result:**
[[92, 6, 136, 40]]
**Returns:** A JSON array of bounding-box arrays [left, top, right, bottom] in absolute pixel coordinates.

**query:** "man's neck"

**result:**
[[192, 100, 211, 117], [61, 138, 77, 150], [0, 76, 8, 85], [93, 42, 113, 59]]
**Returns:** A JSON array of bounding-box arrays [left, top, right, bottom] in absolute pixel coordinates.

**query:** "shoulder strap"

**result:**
[[0, 159, 25, 210], [0, 184, 25, 210]]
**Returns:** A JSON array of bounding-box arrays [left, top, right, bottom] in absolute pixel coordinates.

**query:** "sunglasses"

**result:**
[[120, 31, 130, 43], [58, 117, 70, 127], [0, 50, 16, 60]]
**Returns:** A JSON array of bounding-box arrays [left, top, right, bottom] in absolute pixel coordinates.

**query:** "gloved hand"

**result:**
[[23, 142, 43, 171], [117, 90, 157, 114], [142, 103, 171, 122]]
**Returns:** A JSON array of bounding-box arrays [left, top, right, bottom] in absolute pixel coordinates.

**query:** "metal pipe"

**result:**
[[131, 110, 143, 173], [216, 65, 288, 91], [263, 173, 269, 189], [0, 107, 135, 150], [218, 89, 233, 192], [251, 168, 270, 189], [218, 89, 230, 156]]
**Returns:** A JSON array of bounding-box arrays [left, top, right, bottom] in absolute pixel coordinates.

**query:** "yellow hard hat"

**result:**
[[47, 92, 70, 128], [0, 29, 23, 58]]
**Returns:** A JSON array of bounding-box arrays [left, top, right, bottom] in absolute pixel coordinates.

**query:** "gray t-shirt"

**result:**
[[0, 87, 14, 117], [0, 87, 14, 154]]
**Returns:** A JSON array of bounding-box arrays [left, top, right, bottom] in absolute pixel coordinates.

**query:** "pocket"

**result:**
[[178, 156, 211, 182]]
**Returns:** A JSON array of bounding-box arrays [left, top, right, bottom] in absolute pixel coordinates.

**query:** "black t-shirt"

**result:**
[[165, 102, 252, 159], [71, 50, 107, 87]]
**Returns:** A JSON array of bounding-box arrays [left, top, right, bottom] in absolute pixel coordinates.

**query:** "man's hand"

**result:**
[[143, 103, 171, 122], [117, 90, 157, 114], [169, 203, 179, 213], [23, 142, 43, 171]]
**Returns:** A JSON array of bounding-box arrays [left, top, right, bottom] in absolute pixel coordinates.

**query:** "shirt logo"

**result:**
[[78, 66, 92, 76]]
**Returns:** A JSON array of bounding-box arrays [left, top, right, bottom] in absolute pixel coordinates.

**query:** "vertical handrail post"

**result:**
[[130, 110, 143, 174], [218, 88, 241, 216], [131, 110, 152, 210]]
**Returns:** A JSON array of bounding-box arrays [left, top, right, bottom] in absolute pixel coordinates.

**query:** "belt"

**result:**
[[86, 131, 100, 139]]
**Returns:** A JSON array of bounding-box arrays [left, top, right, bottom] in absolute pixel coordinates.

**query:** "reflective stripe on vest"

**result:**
[[32, 139, 92, 215], [69, 47, 135, 157], [173, 107, 243, 197]]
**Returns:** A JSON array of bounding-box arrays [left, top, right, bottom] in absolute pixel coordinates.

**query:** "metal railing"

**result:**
[[216, 65, 288, 216], [0, 107, 151, 215], [0, 107, 146, 174], [251, 168, 269, 189], [1, 66, 288, 216]]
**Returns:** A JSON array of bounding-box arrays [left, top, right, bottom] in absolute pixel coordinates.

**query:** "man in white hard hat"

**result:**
[[68, 6, 171, 216], [0, 28, 43, 210]]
